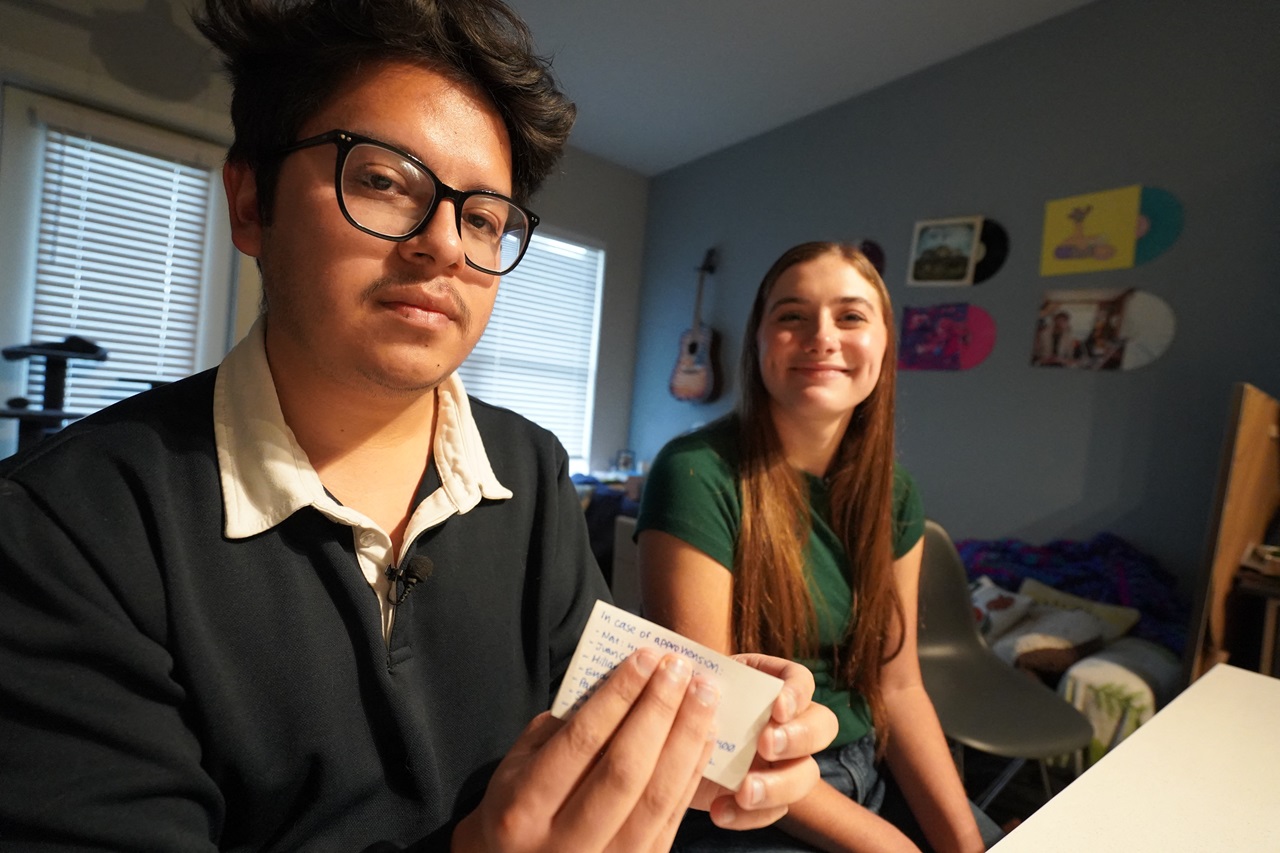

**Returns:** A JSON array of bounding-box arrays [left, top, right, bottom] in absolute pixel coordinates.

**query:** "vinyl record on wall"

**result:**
[[972, 220, 1009, 283], [908, 216, 1006, 286], [1030, 287, 1174, 371], [1134, 187, 1184, 266], [1116, 291, 1176, 369], [1040, 185, 1142, 276], [899, 303, 996, 371], [907, 216, 983, 286], [858, 239, 887, 276]]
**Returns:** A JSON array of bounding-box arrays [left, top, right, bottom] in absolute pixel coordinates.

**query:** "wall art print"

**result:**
[[1030, 288, 1175, 371], [908, 216, 984, 286], [1040, 185, 1141, 276], [899, 303, 996, 371]]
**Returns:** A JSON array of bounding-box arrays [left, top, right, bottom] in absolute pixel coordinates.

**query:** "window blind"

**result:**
[[24, 128, 217, 416], [456, 233, 603, 464]]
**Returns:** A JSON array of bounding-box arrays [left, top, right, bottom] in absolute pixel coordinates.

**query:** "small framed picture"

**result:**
[[908, 215, 984, 286]]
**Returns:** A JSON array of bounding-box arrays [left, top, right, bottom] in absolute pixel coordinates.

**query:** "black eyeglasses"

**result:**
[[275, 129, 539, 276]]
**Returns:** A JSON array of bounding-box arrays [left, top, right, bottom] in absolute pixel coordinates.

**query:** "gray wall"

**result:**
[[627, 0, 1280, 591]]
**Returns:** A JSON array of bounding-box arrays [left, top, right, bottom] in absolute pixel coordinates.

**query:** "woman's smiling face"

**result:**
[[756, 252, 888, 425]]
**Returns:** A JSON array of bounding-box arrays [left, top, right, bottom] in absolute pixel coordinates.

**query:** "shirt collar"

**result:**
[[214, 317, 512, 540]]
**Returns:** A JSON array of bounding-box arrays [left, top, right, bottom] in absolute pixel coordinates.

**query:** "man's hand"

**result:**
[[451, 651, 836, 852], [452, 648, 719, 852], [691, 654, 838, 830]]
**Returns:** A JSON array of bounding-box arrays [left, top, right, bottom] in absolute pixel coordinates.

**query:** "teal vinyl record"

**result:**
[[1134, 187, 1183, 265]]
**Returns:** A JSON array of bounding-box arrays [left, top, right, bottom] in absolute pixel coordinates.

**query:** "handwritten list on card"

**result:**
[[551, 600, 783, 790]]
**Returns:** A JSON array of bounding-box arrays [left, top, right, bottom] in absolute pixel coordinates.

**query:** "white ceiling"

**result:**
[[507, 0, 1101, 175], [5, 0, 1102, 176]]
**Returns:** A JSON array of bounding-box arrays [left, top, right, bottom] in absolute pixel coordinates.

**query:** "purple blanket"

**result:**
[[956, 533, 1189, 656]]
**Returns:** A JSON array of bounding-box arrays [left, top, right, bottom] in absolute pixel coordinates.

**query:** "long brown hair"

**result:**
[[733, 241, 903, 748]]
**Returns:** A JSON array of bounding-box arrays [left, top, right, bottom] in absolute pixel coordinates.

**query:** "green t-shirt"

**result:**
[[636, 417, 924, 746]]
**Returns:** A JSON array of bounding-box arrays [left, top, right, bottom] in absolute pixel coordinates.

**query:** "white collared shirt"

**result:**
[[212, 318, 513, 641]]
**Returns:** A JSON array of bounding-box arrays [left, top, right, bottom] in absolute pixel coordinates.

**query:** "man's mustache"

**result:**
[[364, 275, 472, 335]]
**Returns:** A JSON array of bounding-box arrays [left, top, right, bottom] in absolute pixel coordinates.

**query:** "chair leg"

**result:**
[[1037, 760, 1054, 802], [1037, 751, 1086, 803], [976, 758, 1026, 811]]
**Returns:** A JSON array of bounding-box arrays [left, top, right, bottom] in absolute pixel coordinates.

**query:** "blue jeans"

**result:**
[[672, 733, 1004, 852]]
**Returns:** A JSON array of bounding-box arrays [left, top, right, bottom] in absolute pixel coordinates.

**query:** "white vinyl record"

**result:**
[[1119, 291, 1176, 370]]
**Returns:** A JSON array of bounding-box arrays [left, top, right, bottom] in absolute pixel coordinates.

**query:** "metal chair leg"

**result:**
[[1038, 759, 1054, 801], [977, 757, 1026, 811]]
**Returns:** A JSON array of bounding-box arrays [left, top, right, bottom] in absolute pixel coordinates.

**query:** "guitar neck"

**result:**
[[689, 248, 716, 330], [690, 271, 708, 330]]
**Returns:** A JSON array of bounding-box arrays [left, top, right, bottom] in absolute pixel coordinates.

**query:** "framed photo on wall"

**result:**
[[908, 215, 984, 286], [1029, 287, 1175, 371]]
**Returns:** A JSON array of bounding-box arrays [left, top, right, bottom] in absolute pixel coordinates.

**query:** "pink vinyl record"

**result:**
[[898, 303, 996, 371]]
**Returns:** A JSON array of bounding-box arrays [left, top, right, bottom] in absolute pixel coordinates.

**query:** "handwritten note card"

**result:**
[[551, 600, 783, 790]]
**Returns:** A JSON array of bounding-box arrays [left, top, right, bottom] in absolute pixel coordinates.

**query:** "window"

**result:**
[[0, 88, 234, 455], [455, 231, 604, 468]]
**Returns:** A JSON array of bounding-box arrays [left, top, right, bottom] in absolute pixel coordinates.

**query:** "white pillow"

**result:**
[[970, 576, 1034, 640], [991, 603, 1107, 674], [1017, 578, 1140, 643]]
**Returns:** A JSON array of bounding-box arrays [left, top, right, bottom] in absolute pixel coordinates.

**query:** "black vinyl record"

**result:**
[[858, 239, 886, 275], [972, 219, 1008, 283]]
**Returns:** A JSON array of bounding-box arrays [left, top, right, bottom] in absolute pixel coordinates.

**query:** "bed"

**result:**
[[957, 533, 1187, 765], [956, 380, 1280, 765]]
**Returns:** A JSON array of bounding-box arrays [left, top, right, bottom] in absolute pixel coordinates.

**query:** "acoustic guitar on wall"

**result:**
[[669, 248, 721, 403]]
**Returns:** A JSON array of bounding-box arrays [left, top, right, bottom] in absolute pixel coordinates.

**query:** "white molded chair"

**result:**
[[918, 519, 1093, 809]]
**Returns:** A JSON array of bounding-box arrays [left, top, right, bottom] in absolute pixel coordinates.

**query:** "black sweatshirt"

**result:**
[[0, 369, 608, 850]]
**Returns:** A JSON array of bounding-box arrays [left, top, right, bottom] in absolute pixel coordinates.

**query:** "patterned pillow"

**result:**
[[1017, 578, 1140, 642], [970, 576, 1034, 640], [991, 603, 1108, 677]]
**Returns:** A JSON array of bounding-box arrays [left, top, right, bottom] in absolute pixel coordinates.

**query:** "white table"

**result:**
[[991, 664, 1280, 852]]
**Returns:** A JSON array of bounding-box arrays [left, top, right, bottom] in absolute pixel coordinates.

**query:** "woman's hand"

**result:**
[[638, 533, 839, 832], [691, 654, 838, 830], [452, 648, 719, 853]]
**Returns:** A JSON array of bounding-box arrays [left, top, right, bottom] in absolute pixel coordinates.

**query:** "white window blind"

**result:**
[[456, 232, 604, 464], [24, 128, 220, 416]]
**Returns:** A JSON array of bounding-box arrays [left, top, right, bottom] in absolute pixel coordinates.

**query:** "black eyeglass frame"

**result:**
[[274, 129, 539, 276]]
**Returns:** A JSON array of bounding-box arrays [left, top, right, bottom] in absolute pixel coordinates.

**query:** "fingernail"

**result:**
[[777, 687, 797, 721], [745, 777, 765, 808], [691, 676, 720, 708], [662, 656, 691, 682], [716, 800, 738, 827], [771, 725, 788, 755], [633, 649, 658, 677]]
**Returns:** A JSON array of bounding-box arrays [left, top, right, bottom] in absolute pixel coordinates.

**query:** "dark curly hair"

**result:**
[[194, 0, 576, 220]]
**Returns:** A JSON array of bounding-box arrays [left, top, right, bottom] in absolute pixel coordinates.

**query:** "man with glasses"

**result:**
[[0, 1, 835, 849]]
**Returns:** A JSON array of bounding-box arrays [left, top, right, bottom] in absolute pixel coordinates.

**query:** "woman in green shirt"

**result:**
[[639, 242, 998, 852]]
